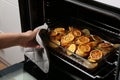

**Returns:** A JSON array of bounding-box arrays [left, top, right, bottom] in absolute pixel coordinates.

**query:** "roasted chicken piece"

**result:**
[[61, 32, 74, 46], [97, 42, 113, 55], [88, 49, 103, 62], [91, 35, 103, 43], [76, 44, 91, 57], [49, 39, 60, 48], [54, 34, 64, 40], [98, 42, 113, 48], [73, 29, 82, 37], [50, 28, 65, 36], [86, 41, 98, 48], [75, 36, 90, 45], [67, 44, 76, 55], [69, 27, 82, 37]]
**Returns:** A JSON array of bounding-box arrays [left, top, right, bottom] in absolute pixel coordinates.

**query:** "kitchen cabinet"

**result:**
[[0, 0, 24, 66]]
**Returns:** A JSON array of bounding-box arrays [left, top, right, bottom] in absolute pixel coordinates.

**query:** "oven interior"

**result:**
[[19, 0, 120, 80], [45, 0, 120, 79]]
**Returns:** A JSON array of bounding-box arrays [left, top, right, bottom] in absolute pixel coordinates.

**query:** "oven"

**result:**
[[18, 0, 120, 80]]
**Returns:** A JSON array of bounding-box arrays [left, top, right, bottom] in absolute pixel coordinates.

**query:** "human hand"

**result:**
[[19, 28, 41, 48]]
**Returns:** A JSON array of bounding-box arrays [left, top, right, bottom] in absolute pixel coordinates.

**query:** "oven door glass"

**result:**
[[0, 62, 37, 80]]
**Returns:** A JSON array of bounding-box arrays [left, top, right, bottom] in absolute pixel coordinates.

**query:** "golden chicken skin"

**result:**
[[50, 27, 65, 36], [91, 35, 103, 43], [76, 44, 91, 57], [88, 49, 103, 62], [68, 27, 82, 37], [61, 32, 75, 46], [49, 39, 60, 48], [75, 36, 90, 45], [98, 42, 113, 48], [97, 42, 113, 55], [86, 41, 98, 49]]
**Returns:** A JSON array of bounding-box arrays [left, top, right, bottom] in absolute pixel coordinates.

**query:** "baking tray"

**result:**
[[45, 18, 120, 70], [40, 17, 120, 79], [48, 32, 118, 70]]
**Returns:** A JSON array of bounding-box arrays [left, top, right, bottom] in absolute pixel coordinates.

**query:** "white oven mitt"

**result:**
[[24, 23, 49, 73]]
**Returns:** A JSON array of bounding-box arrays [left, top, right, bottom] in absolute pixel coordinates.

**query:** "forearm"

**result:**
[[0, 33, 23, 49], [0, 29, 39, 49]]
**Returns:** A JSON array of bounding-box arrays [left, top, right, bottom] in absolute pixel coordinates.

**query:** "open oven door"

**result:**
[[18, 0, 49, 80]]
